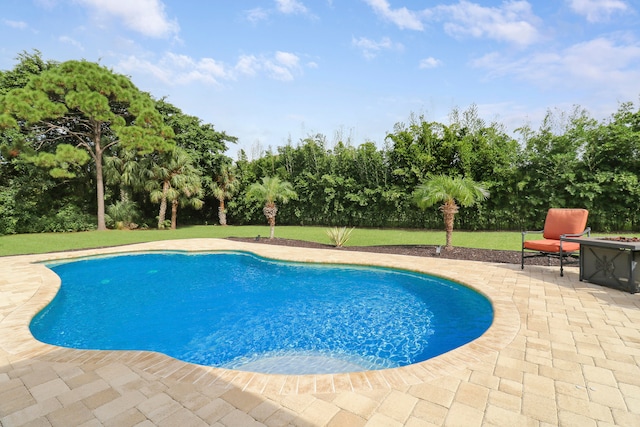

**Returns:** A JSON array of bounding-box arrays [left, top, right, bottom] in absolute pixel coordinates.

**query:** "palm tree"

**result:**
[[146, 148, 204, 229], [104, 148, 145, 203], [413, 175, 489, 250], [104, 148, 145, 229], [170, 177, 203, 230], [211, 164, 239, 226], [247, 176, 297, 239], [106, 200, 140, 230]]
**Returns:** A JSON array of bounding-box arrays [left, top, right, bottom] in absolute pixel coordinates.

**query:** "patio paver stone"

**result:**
[[1, 238, 639, 426]]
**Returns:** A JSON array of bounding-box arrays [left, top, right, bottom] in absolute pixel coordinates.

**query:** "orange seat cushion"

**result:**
[[543, 208, 589, 240], [524, 239, 581, 253]]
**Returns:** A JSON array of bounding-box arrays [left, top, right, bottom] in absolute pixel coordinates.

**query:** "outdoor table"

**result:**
[[562, 237, 640, 293]]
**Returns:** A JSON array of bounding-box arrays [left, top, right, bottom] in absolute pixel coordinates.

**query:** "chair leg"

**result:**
[[560, 248, 564, 277], [521, 232, 526, 270]]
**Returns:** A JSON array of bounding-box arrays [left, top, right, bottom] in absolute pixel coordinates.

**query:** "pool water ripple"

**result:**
[[30, 251, 493, 374]]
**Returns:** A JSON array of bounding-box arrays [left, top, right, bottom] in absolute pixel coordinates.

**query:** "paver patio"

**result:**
[[1, 238, 639, 426]]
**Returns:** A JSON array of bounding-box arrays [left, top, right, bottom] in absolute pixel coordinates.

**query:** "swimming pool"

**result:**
[[30, 251, 493, 374]]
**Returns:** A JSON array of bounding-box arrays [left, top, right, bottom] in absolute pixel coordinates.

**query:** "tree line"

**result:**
[[1, 51, 639, 235], [227, 103, 640, 232]]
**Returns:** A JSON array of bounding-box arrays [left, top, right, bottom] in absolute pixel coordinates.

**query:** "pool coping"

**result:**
[[0, 238, 520, 396]]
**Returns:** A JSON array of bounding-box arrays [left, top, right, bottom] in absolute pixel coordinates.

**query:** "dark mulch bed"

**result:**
[[226, 237, 561, 266]]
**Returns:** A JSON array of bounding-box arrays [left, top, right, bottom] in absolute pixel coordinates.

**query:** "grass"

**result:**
[[0, 225, 634, 257], [0, 225, 516, 256]]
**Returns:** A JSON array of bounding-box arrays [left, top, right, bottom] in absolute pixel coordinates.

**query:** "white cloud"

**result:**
[[275, 51, 300, 68], [563, 37, 640, 82], [436, 1, 541, 46], [352, 36, 403, 59], [245, 1, 312, 23], [361, 0, 541, 45], [197, 58, 229, 78], [419, 57, 442, 69], [59, 35, 84, 50], [235, 52, 302, 81], [162, 53, 230, 84], [264, 62, 295, 81], [118, 50, 305, 86], [567, 0, 629, 22], [256, 51, 302, 81], [472, 36, 640, 98], [363, 0, 425, 31], [235, 55, 261, 77], [245, 7, 270, 23], [275, 0, 308, 15], [117, 53, 230, 86], [75, 0, 179, 38], [118, 55, 174, 84], [3, 19, 28, 29]]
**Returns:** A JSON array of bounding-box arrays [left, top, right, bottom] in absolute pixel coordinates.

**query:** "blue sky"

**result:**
[[1, 0, 639, 159]]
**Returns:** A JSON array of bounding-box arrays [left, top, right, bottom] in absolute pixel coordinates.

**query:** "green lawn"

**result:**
[[0, 226, 517, 256], [0, 225, 634, 257]]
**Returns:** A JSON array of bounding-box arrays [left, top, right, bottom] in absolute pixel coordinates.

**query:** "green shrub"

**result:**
[[106, 200, 140, 230], [39, 205, 96, 232], [0, 187, 18, 235]]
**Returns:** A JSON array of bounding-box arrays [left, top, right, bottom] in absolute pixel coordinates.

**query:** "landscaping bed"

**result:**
[[227, 237, 558, 265]]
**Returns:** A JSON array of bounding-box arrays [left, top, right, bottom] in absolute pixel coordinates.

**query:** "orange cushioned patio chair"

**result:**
[[521, 208, 590, 276]]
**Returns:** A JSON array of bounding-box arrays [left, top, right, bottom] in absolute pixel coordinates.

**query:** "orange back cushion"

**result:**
[[543, 208, 589, 240]]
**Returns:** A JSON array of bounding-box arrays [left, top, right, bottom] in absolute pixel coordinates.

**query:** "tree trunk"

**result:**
[[157, 181, 169, 229], [218, 199, 227, 226], [263, 203, 278, 239], [171, 199, 178, 230], [95, 145, 107, 231], [218, 206, 227, 226], [441, 200, 459, 249]]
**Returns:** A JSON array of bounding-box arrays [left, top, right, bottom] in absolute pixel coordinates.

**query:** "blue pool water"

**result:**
[[30, 252, 493, 374]]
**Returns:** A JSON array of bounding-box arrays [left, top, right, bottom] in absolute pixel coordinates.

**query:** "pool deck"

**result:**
[[1, 238, 639, 426]]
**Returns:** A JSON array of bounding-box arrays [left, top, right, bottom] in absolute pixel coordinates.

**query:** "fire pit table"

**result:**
[[562, 236, 640, 293]]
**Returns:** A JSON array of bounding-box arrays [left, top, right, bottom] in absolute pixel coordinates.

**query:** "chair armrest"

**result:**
[[560, 227, 591, 240]]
